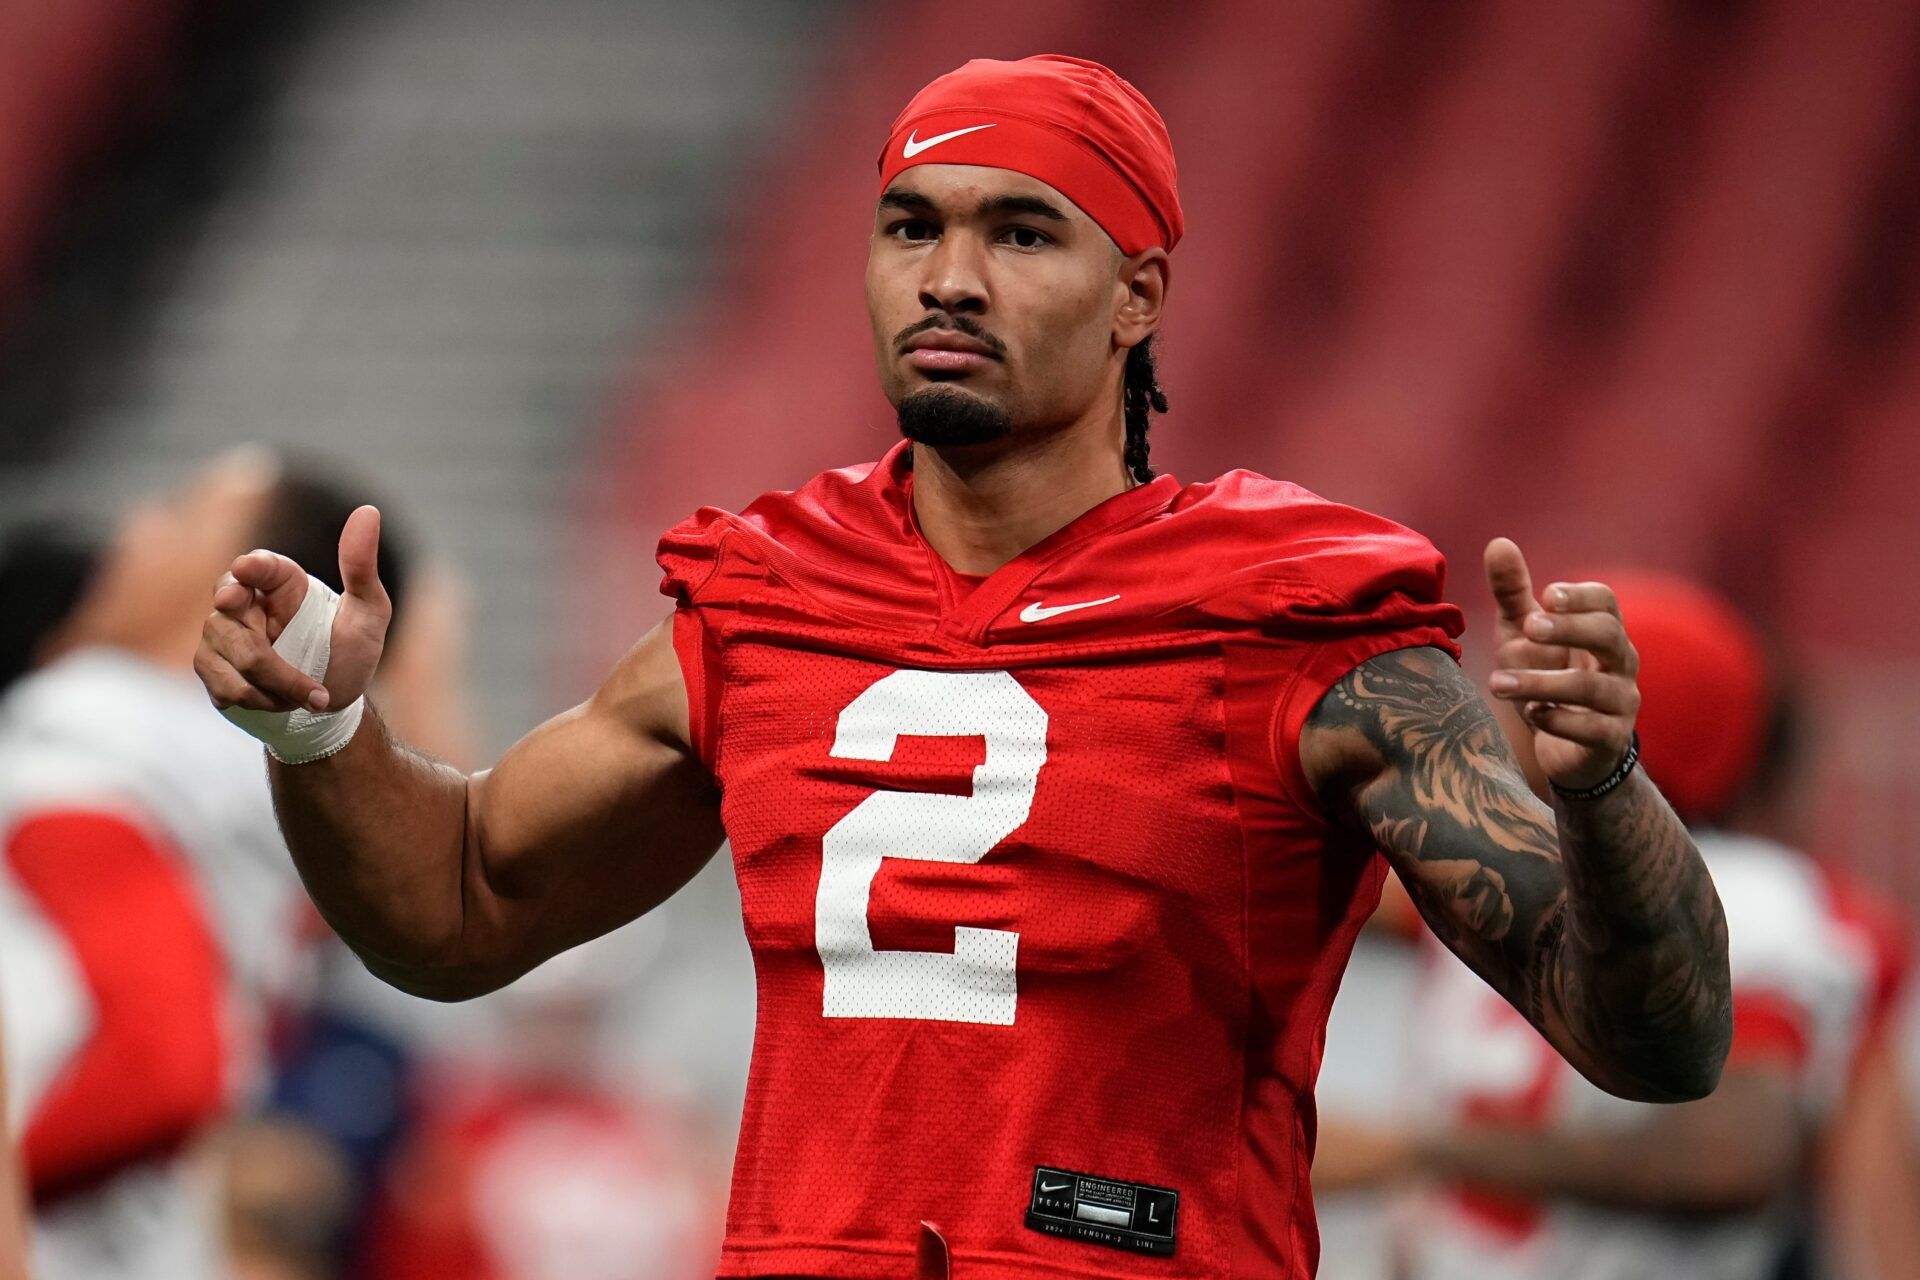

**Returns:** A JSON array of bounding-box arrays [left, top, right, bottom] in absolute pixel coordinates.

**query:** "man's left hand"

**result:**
[[1483, 537, 1640, 792]]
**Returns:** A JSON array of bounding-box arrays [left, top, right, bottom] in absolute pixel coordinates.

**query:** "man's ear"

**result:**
[[1114, 247, 1169, 350]]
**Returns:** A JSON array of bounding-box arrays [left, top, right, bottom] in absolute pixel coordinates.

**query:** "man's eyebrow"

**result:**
[[875, 189, 1071, 223], [977, 193, 1068, 222], [877, 189, 937, 214]]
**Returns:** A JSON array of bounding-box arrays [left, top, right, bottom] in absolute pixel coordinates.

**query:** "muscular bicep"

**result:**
[[446, 618, 725, 992], [1301, 648, 1580, 1051]]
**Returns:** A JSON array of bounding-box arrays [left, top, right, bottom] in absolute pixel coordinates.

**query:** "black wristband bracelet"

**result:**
[[1549, 731, 1641, 802]]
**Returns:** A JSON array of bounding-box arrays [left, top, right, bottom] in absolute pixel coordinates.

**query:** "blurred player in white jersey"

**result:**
[[0, 450, 413, 1280], [361, 935, 725, 1280], [0, 1023, 28, 1280], [1316, 572, 1914, 1280]]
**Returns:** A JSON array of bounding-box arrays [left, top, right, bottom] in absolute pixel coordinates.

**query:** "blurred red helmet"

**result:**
[[1599, 572, 1771, 824]]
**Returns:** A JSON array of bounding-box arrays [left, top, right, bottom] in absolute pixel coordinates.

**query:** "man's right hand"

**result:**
[[196, 504, 392, 713]]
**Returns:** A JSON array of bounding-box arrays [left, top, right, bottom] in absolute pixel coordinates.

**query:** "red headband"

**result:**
[[877, 54, 1183, 255]]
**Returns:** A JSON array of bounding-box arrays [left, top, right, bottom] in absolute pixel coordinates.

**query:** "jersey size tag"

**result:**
[[1025, 1165, 1179, 1257]]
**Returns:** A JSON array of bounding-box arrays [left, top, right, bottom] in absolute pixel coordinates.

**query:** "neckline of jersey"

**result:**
[[889, 442, 1180, 643]]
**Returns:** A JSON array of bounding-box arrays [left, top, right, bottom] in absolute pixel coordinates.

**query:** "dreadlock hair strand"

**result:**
[[1123, 335, 1168, 485]]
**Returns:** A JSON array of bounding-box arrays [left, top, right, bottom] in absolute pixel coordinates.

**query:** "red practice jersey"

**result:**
[[657, 443, 1463, 1279]]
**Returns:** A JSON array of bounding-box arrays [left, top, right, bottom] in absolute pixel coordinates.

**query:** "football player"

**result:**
[[196, 56, 1732, 1280]]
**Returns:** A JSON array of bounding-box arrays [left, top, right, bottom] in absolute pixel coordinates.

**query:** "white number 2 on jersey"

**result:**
[[815, 669, 1048, 1026]]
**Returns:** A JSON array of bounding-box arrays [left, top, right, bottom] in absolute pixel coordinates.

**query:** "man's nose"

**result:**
[[917, 233, 988, 315]]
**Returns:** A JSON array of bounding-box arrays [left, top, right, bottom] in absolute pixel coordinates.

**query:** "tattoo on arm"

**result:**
[[1306, 647, 1732, 1101]]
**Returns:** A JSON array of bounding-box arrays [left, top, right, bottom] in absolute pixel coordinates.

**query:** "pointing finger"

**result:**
[[1484, 538, 1537, 625]]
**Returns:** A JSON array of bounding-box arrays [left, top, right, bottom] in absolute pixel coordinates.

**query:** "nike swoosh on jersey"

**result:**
[[1018, 595, 1121, 623], [902, 123, 996, 158], [1040, 1181, 1069, 1193]]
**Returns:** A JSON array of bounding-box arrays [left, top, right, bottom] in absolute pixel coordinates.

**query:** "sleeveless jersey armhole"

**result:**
[[1269, 627, 1463, 827], [670, 605, 722, 777]]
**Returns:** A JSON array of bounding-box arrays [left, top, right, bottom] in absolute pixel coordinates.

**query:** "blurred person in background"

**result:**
[[196, 54, 1734, 1280], [1739, 697, 1920, 1280], [0, 448, 414, 1280], [1314, 573, 1917, 1280], [361, 930, 725, 1280], [214, 1116, 352, 1280], [0, 524, 100, 695], [0, 520, 103, 1280], [0, 1025, 28, 1280], [0, 522, 103, 1280]]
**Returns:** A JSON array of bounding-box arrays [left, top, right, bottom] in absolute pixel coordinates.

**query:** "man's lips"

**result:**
[[907, 349, 995, 373], [902, 329, 1000, 373]]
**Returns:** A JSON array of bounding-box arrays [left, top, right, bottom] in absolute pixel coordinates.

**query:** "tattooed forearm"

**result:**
[[1543, 768, 1732, 1098], [1304, 647, 1732, 1101]]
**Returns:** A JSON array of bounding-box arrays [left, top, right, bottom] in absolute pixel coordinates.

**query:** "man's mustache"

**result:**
[[894, 314, 1007, 358]]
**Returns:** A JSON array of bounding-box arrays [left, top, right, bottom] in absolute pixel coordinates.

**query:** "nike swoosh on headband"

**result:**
[[902, 123, 997, 158]]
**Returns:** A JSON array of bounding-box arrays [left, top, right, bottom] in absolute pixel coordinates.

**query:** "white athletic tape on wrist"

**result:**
[[219, 573, 365, 764]]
